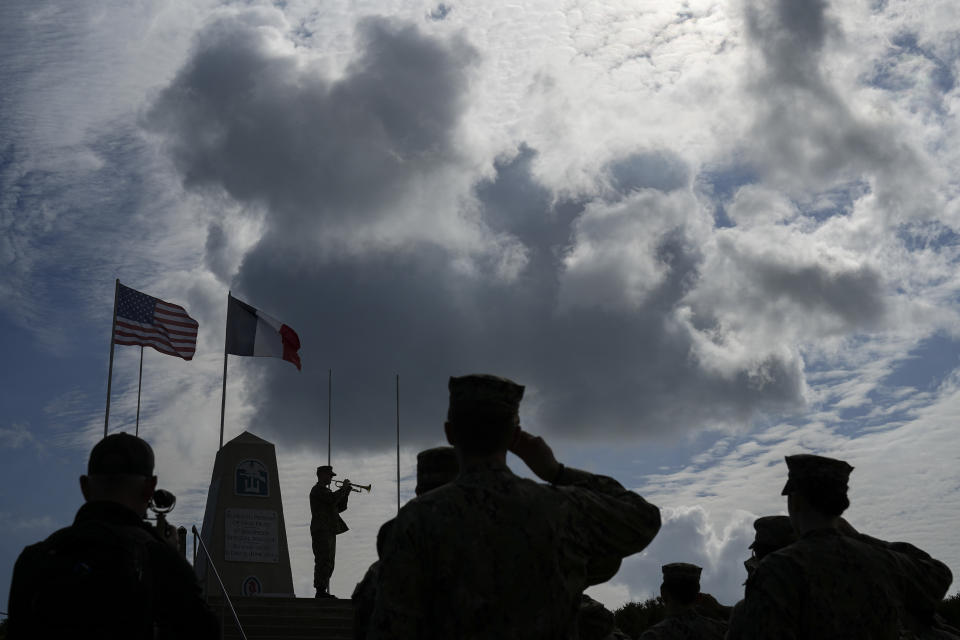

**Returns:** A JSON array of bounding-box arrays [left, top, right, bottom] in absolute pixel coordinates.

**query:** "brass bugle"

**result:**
[[334, 479, 371, 493]]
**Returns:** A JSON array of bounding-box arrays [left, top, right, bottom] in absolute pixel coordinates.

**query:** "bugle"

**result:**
[[334, 479, 371, 493]]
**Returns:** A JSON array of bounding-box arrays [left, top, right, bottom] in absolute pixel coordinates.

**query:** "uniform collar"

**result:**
[[458, 459, 512, 476], [800, 526, 841, 540], [75, 500, 145, 527]]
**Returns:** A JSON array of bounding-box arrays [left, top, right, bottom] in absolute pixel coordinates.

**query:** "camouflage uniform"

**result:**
[[918, 616, 960, 639], [310, 467, 350, 595], [727, 528, 952, 639], [727, 455, 953, 639], [578, 594, 633, 640], [639, 609, 728, 639], [366, 461, 661, 639], [727, 514, 797, 637], [638, 563, 727, 640], [353, 447, 459, 640]]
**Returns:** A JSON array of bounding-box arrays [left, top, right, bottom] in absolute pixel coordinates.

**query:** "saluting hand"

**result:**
[[509, 429, 562, 482]]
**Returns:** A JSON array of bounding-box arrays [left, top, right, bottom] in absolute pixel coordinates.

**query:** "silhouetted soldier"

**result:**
[[742, 515, 796, 581], [352, 446, 459, 640], [726, 515, 796, 638], [367, 373, 662, 638], [6, 432, 218, 639], [638, 563, 727, 639], [578, 594, 632, 640], [310, 465, 350, 597], [727, 454, 953, 639]]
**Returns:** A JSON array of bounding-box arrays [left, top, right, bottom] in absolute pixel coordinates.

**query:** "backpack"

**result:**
[[15, 518, 156, 639]]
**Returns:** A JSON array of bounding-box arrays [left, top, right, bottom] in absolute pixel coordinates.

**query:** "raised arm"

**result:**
[[510, 429, 662, 561]]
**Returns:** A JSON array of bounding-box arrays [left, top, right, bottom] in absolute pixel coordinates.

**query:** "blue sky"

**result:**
[[2, 0, 960, 612]]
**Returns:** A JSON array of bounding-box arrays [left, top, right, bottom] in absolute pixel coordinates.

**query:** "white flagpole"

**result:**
[[328, 369, 332, 467], [103, 279, 119, 438], [396, 373, 400, 514], [219, 292, 230, 450], [135, 346, 144, 437]]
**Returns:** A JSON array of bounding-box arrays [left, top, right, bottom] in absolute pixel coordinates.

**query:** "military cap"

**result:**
[[781, 454, 853, 496], [448, 374, 524, 422], [578, 594, 615, 640], [416, 446, 459, 495], [88, 433, 154, 477], [749, 515, 796, 550], [661, 562, 702, 586], [316, 465, 336, 476]]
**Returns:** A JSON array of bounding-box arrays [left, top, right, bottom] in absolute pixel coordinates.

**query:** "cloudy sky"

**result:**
[[2, 0, 959, 613]]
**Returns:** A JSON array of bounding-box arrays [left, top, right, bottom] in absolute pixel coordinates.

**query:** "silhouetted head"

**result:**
[[445, 374, 524, 456], [578, 594, 615, 640], [660, 562, 701, 607], [749, 515, 796, 559], [415, 446, 459, 495], [782, 454, 853, 517], [317, 465, 335, 486], [80, 433, 157, 517]]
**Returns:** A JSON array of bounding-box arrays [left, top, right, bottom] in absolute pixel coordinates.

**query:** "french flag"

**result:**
[[225, 294, 302, 370]]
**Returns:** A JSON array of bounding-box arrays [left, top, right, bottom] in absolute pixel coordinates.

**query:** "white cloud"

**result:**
[[0, 512, 56, 532], [0, 423, 37, 450]]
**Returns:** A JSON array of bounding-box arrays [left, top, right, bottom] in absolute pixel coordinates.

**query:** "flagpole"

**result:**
[[104, 279, 119, 439], [327, 369, 332, 467], [219, 292, 230, 450], [396, 373, 400, 514], [135, 346, 144, 437]]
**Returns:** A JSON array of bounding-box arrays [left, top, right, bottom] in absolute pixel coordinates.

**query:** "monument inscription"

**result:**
[[225, 508, 280, 563]]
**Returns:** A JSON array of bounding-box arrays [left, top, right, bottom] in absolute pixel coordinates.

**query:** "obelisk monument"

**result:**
[[197, 431, 295, 597]]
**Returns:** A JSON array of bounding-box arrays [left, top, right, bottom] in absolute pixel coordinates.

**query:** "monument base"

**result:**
[[210, 596, 354, 640]]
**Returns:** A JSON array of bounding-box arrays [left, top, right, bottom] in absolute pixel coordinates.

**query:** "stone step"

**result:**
[[209, 596, 354, 640]]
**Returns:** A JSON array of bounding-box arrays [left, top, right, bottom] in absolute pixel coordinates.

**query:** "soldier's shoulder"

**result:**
[[747, 544, 808, 596], [637, 617, 675, 639], [692, 611, 729, 637]]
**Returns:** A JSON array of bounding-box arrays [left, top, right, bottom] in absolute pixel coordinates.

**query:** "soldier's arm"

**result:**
[[311, 485, 341, 508], [367, 516, 425, 639], [510, 429, 661, 558], [726, 556, 800, 640], [558, 470, 662, 560], [335, 484, 351, 512], [144, 528, 220, 639], [850, 531, 952, 618], [6, 545, 40, 638]]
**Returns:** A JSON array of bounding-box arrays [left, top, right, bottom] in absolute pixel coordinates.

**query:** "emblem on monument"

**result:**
[[235, 459, 269, 497], [241, 575, 263, 596]]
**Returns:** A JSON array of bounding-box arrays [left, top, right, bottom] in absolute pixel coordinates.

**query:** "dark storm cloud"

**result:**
[[231, 173, 803, 451], [232, 219, 804, 452], [204, 223, 231, 282], [149, 11, 808, 452], [146, 13, 477, 228], [741, 0, 926, 200], [754, 261, 885, 329], [691, 233, 889, 337], [745, 0, 829, 86]]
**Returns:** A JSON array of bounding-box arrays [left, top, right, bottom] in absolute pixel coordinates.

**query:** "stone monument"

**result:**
[[197, 431, 295, 597]]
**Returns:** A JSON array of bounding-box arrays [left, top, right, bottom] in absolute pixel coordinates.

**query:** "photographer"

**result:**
[[7, 432, 218, 639]]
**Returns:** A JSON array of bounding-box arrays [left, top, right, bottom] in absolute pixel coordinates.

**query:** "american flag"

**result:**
[[113, 283, 199, 360]]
